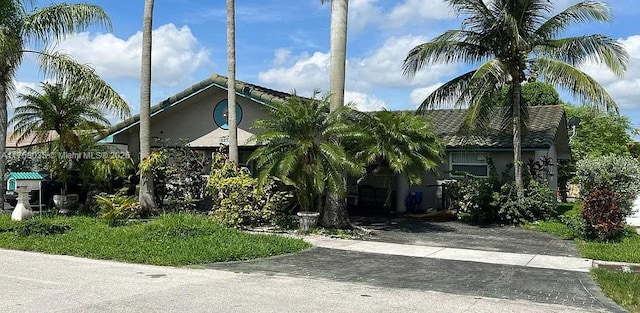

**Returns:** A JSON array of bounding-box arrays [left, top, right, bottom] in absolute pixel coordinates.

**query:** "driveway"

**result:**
[[351, 217, 580, 257], [206, 218, 623, 312]]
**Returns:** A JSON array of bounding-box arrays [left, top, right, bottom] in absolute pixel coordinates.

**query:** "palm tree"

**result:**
[[227, 0, 239, 164], [139, 0, 156, 211], [10, 83, 112, 152], [0, 1, 128, 205], [320, 0, 350, 227], [249, 93, 363, 215], [402, 0, 628, 201], [352, 110, 443, 186]]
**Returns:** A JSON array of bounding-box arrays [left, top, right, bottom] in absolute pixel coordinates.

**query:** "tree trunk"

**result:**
[[139, 0, 156, 211], [322, 0, 350, 228], [512, 77, 524, 202], [0, 81, 7, 207], [329, 0, 348, 112], [227, 0, 239, 165]]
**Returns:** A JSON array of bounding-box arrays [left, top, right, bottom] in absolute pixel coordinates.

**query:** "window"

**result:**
[[449, 152, 489, 177]]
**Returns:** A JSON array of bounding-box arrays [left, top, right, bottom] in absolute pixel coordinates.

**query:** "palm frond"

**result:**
[[535, 1, 611, 40], [34, 50, 130, 118], [22, 3, 111, 45], [536, 35, 628, 77], [536, 58, 618, 112], [402, 30, 491, 77]]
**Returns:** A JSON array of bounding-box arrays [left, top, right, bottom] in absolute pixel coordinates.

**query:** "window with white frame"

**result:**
[[449, 152, 489, 177]]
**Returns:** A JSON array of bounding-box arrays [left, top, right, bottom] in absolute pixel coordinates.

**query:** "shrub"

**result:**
[[207, 154, 291, 228], [492, 180, 555, 225], [576, 155, 640, 216], [446, 175, 554, 225], [445, 175, 499, 223], [95, 193, 141, 226], [139, 141, 209, 212], [0, 220, 72, 236], [582, 189, 625, 240]]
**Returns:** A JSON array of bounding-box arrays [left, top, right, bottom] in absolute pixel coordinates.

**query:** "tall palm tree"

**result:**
[[249, 93, 363, 215], [402, 0, 628, 201], [10, 82, 112, 152], [139, 0, 156, 211], [320, 0, 349, 227], [227, 0, 239, 164], [0, 1, 128, 205]]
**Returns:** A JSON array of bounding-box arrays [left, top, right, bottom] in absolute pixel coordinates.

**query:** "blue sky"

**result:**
[[12, 0, 640, 132]]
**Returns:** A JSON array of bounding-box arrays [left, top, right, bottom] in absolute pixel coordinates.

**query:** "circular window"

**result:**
[[213, 99, 243, 130]]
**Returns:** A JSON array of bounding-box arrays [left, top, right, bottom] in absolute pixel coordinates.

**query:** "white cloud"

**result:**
[[8, 81, 39, 110], [54, 24, 210, 87], [580, 35, 640, 109], [386, 0, 454, 28], [349, 0, 383, 32], [410, 83, 444, 108], [349, 35, 458, 90], [258, 51, 330, 93], [258, 34, 459, 110], [345, 91, 386, 111]]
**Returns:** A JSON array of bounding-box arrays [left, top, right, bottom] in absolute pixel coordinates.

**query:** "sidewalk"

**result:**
[[302, 236, 594, 272]]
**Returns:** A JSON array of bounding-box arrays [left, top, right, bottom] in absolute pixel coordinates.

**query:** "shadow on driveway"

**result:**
[[351, 216, 580, 257]]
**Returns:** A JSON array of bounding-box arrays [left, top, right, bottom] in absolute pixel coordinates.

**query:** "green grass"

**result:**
[[524, 202, 640, 311], [579, 232, 640, 264], [593, 269, 640, 313], [0, 213, 310, 266]]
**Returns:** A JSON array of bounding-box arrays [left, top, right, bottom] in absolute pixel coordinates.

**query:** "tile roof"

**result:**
[[422, 105, 566, 149], [4, 172, 44, 181]]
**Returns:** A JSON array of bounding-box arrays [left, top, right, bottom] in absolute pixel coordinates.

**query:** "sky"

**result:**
[[11, 0, 640, 132]]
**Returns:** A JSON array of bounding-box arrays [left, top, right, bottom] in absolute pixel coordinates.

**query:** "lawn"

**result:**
[[525, 202, 640, 312], [593, 269, 640, 313], [0, 213, 310, 266]]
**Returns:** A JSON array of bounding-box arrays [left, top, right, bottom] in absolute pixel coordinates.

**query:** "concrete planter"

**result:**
[[11, 186, 33, 221], [297, 211, 320, 232], [53, 194, 79, 214]]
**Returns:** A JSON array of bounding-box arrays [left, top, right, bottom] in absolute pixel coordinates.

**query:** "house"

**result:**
[[102, 74, 571, 214], [101, 74, 291, 171]]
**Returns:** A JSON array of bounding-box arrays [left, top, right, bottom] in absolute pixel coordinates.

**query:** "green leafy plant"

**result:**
[[576, 155, 640, 216], [207, 153, 291, 228], [582, 189, 625, 241], [492, 180, 555, 225], [0, 220, 72, 236], [95, 193, 141, 226], [249, 92, 363, 214]]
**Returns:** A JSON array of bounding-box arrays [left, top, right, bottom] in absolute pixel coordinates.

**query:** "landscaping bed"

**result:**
[[0, 213, 310, 266]]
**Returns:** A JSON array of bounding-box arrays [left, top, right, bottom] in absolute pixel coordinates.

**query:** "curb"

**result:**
[[593, 260, 640, 273]]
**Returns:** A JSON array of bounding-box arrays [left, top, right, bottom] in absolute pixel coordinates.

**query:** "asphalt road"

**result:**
[[0, 249, 618, 313]]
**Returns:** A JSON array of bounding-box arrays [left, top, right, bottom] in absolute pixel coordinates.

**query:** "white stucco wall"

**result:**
[[112, 86, 269, 160]]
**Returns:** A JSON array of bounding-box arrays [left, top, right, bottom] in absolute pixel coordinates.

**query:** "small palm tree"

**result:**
[[352, 110, 443, 186], [403, 0, 628, 200], [249, 92, 363, 213], [0, 1, 129, 204], [10, 83, 111, 152]]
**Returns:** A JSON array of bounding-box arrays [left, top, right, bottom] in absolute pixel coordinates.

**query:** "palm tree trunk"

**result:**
[[227, 0, 239, 164], [322, 0, 350, 228], [0, 80, 8, 207], [139, 0, 156, 211], [328, 0, 348, 112], [512, 77, 524, 202]]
